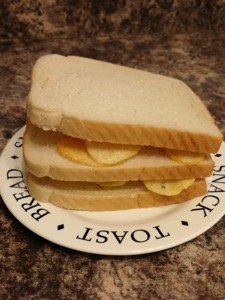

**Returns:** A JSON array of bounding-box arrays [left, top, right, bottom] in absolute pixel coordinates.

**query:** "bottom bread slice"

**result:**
[[26, 173, 207, 211]]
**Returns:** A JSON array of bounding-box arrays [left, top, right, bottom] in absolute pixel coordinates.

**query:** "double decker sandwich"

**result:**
[[23, 54, 223, 211]]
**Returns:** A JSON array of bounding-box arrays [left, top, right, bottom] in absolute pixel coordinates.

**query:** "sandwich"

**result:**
[[23, 54, 223, 211]]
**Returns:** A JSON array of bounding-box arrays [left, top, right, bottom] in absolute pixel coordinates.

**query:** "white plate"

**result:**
[[0, 127, 225, 255]]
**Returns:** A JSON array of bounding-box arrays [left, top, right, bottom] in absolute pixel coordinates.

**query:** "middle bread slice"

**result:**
[[23, 121, 214, 183]]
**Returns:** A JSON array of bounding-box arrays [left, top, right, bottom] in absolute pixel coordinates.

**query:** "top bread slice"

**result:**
[[27, 54, 223, 153]]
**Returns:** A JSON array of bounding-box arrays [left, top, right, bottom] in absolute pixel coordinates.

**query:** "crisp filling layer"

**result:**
[[56, 137, 204, 196]]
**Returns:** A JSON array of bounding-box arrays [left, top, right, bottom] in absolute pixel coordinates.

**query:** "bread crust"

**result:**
[[26, 173, 207, 211], [61, 118, 222, 153]]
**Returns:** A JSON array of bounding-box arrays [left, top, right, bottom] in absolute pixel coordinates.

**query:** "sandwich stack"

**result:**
[[23, 54, 223, 211]]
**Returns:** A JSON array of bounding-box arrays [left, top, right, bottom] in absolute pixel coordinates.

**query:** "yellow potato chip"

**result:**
[[165, 149, 205, 165], [143, 178, 195, 196], [57, 137, 101, 167], [85, 141, 141, 166], [97, 181, 127, 188]]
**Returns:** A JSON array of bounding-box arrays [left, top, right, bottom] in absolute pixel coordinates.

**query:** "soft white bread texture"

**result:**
[[27, 54, 223, 153], [26, 173, 207, 211], [23, 122, 214, 182]]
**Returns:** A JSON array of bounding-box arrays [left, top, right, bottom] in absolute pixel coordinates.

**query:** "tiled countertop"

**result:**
[[1, 1, 225, 299]]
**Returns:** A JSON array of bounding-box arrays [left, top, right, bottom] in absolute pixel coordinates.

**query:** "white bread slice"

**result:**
[[23, 122, 214, 182], [26, 173, 207, 211], [27, 54, 223, 153]]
